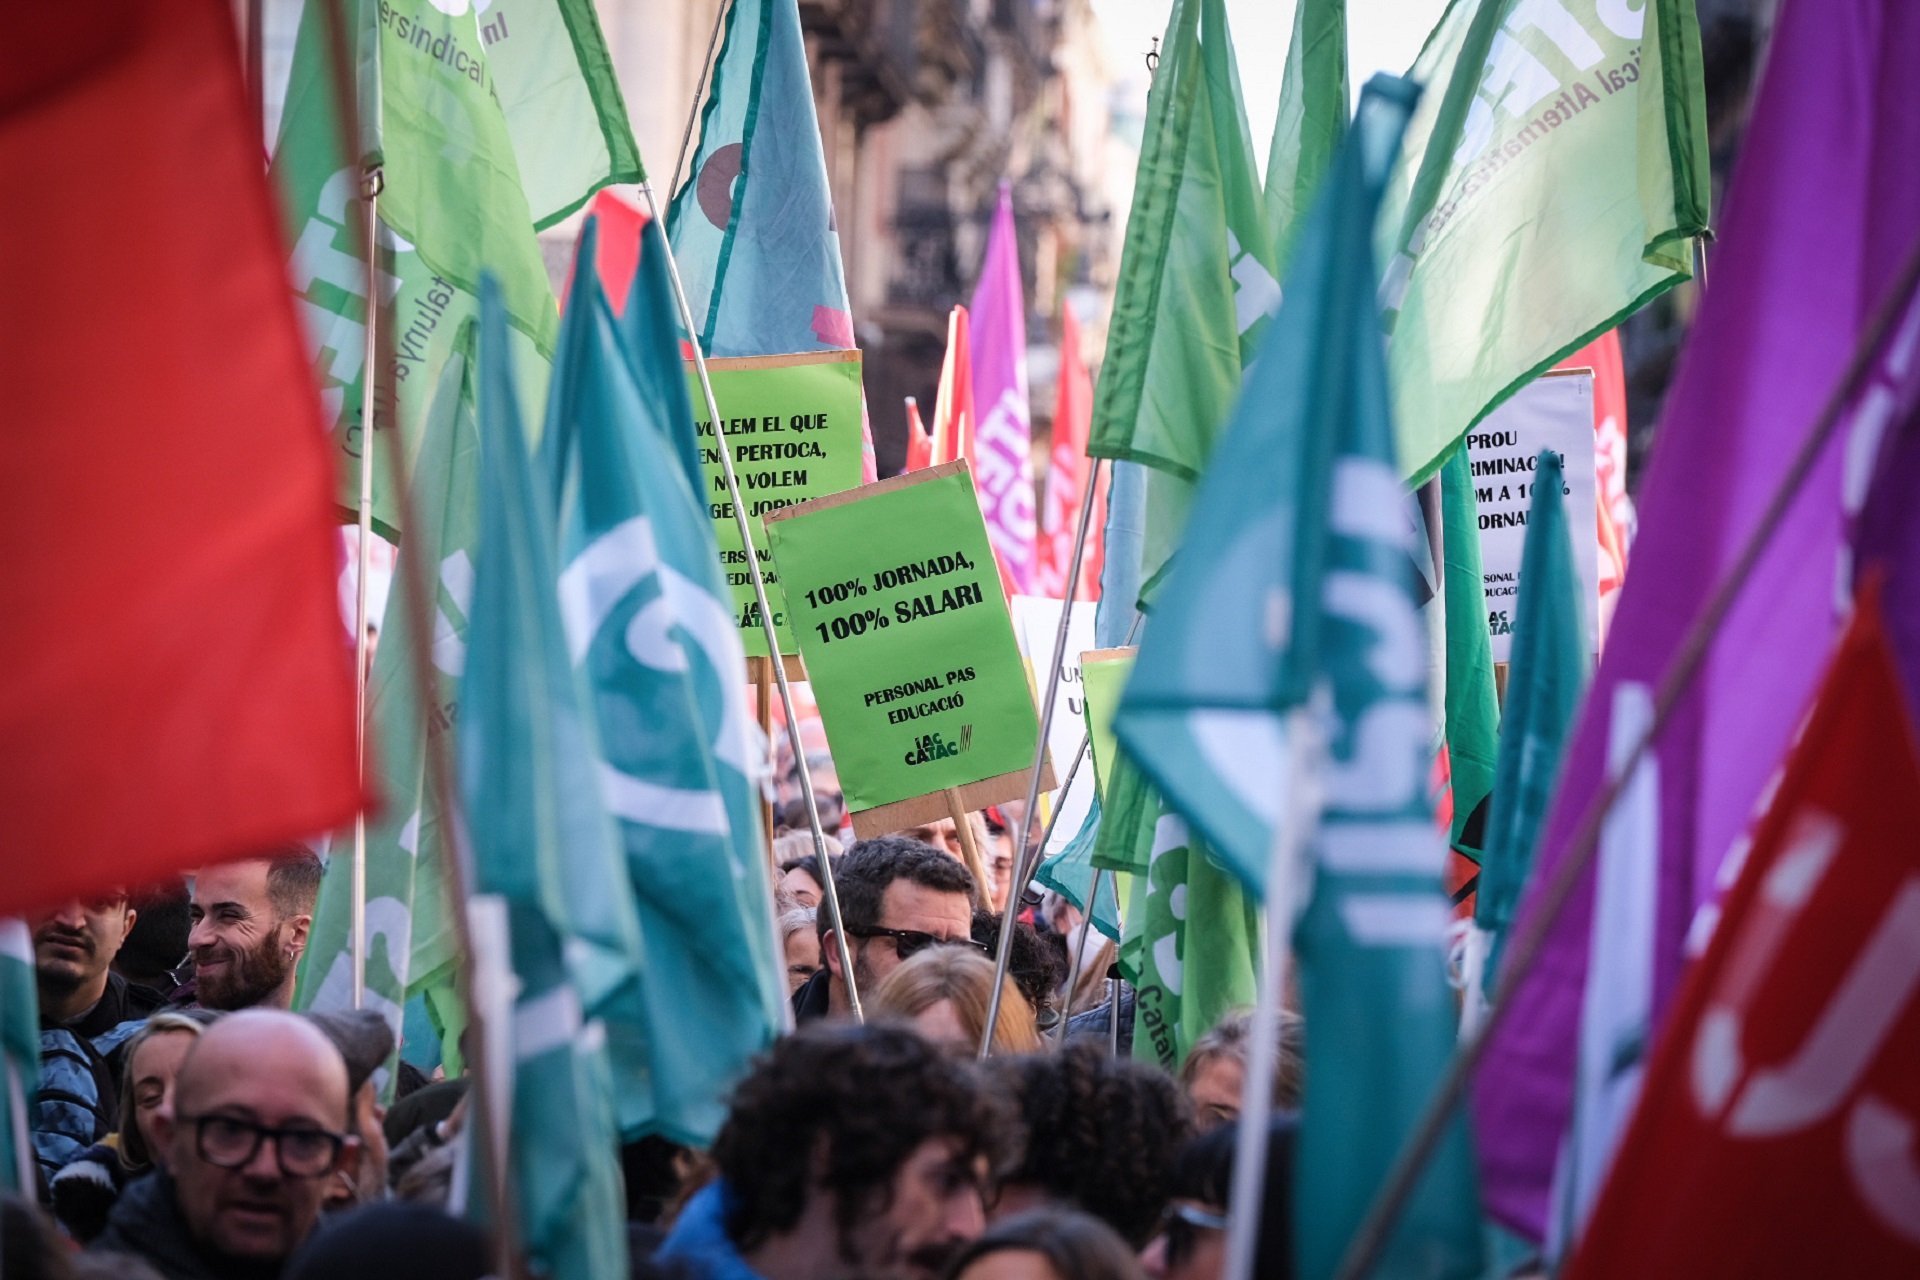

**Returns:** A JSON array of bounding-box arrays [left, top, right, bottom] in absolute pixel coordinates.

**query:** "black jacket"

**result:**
[[790, 968, 833, 1024], [92, 1170, 285, 1280]]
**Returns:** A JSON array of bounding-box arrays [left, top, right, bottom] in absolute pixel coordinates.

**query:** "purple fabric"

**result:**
[[969, 184, 1036, 591], [1472, 0, 1920, 1238]]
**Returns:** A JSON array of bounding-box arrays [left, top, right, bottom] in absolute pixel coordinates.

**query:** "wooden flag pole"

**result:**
[[978, 458, 1105, 1058], [942, 788, 991, 905], [635, 179, 865, 1021], [348, 170, 382, 1013], [1333, 230, 1920, 1280], [315, 5, 522, 1274], [750, 656, 777, 868]]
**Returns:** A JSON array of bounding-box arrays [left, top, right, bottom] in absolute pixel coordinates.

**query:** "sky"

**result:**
[[1089, 0, 1454, 173]]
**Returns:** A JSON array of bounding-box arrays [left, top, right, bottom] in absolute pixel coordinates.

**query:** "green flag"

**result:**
[[1085, 0, 1276, 602], [1441, 444, 1500, 859], [1377, 0, 1709, 484], [1470, 449, 1589, 994], [1119, 78, 1483, 1277], [1264, 0, 1347, 267], [460, 279, 635, 1278], [0, 920, 34, 1194], [544, 220, 788, 1145], [273, 0, 633, 536], [295, 331, 478, 1085]]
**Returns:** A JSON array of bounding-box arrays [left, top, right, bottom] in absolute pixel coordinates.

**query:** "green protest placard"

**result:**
[[1078, 648, 1136, 804], [765, 461, 1053, 834], [691, 350, 865, 656]]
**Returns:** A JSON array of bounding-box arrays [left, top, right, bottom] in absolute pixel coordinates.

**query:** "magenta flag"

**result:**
[[970, 184, 1037, 591], [1474, 0, 1920, 1241]]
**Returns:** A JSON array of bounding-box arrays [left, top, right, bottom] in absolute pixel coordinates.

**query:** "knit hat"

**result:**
[[303, 1009, 396, 1096]]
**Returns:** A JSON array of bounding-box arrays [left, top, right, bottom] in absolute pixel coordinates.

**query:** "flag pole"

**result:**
[[1332, 229, 1920, 1280], [668, 0, 734, 205], [315, 4, 522, 1273], [1223, 710, 1319, 1280], [635, 179, 865, 1020], [348, 172, 381, 1012], [979, 459, 1105, 1058]]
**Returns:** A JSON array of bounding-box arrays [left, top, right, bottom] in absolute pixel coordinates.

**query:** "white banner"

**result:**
[[1010, 595, 1096, 860]]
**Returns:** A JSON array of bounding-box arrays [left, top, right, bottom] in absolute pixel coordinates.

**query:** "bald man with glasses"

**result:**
[[93, 1009, 358, 1279]]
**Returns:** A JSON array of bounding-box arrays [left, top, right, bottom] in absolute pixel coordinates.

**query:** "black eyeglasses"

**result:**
[[180, 1113, 348, 1178], [846, 926, 989, 961], [1160, 1200, 1229, 1266]]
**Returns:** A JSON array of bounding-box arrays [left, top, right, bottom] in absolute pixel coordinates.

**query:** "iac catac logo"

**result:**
[[904, 726, 971, 767]]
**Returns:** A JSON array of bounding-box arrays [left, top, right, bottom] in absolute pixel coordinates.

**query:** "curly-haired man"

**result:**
[[656, 1023, 1019, 1279]]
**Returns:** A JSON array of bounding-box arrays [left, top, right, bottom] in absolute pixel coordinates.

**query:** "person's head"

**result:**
[[972, 912, 1067, 1038], [305, 1009, 396, 1207], [283, 1201, 493, 1280], [872, 948, 1043, 1056], [945, 1207, 1147, 1280], [188, 850, 323, 1010], [1178, 1009, 1304, 1133], [1138, 1120, 1295, 1280], [29, 888, 135, 1021], [1, 1194, 80, 1280], [980, 806, 1024, 916], [778, 854, 826, 909], [154, 1008, 357, 1265], [821, 837, 980, 1016], [713, 1022, 1020, 1279], [780, 905, 821, 995], [894, 815, 995, 905], [116, 879, 192, 993], [118, 1010, 217, 1172], [989, 1042, 1195, 1249]]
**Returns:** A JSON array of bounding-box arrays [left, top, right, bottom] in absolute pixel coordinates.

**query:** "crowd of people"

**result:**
[[10, 823, 1310, 1280]]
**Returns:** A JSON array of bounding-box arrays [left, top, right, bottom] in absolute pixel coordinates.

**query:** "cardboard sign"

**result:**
[[1078, 648, 1136, 804], [765, 461, 1052, 834], [691, 350, 865, 657], [1011, 596, 1097, 859], [1465, 369, 1599, 661]]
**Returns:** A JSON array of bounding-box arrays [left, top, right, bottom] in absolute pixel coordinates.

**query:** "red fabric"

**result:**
[[1038, 308, 1096, 599], [0, 0, 360, 914], [1555, 331, 1630, 637], [930, 305, 974, 467], [904, 397, 933, 473], [567, 186, 648, 315], [1566, 591, 1920, 1277]]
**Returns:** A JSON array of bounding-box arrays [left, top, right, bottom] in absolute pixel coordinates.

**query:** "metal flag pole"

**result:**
[[634, 179, 864, 1020], [1332, 230, 1920, 1280], [1223, 711, 1320, 1280], [348, 170, 382, 1011], [315, 4, 522, 1273], [669, 0, 734, 204], [979, 458, 1105, 1057]]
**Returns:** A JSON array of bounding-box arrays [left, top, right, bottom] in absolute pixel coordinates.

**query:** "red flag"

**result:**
[[1038, 307, 1095, 599], [0, 0, 360, 914], [566, 186, 648, 314], [929, 305, 974, 467], [903, 396, 933, 473], [1565, 589, 1920, 1277], [1556, 331, 1631, 641]]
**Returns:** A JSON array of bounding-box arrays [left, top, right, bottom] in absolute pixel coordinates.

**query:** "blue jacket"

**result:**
[[655, 1181, 766, 1280]]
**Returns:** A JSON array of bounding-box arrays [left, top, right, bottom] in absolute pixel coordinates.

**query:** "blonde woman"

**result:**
[[871, 946, 1043, 1056]]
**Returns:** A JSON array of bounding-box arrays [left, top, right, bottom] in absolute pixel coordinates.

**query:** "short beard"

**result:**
[[197, 922, 293, 1010]]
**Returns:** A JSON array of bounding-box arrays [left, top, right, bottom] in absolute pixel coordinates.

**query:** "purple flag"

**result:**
[[1473, 0, 1920, 1240], [970, 184, 1036, 591]]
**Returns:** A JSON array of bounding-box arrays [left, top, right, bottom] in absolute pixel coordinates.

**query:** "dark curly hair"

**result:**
[[943, 1206, 1145, 1280], [988, 1041, 1195, 1248], [820, 837, 979, 942], [711, 1023, 1020, 1255], [971, 911, 1067, 1030]]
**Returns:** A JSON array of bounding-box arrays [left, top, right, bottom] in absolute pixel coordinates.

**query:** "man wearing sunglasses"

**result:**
[[93, 1009, 357, 1279], [792, 836, 981, 1023]]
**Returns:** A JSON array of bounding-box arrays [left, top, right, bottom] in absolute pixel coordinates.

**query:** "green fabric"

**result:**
[[1032, 800, 1124, 944], [1440, 444, 1500, 860], [459, 278, 642, 1278], [0, 920, 35, 1193], [1473, 450, 1589, 985], [1264, 0, 1348, 269], [1084, 0, 1276, 604], [1377, 0, 1710, 484], [294, 330, 477, 1087], [486, 0, 644, 227], [543, 220, 787, 1145]]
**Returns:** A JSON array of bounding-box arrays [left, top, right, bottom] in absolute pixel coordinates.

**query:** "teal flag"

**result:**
[[1264, 0, 1348, 267], [1033, 802, 1123, 944], [1084, 0, 1277, 602], [296, 333, 478, 1084], [0, 920, 34, 1193], [1119, 79, 1483, 1277], [460, 278, 641, 1278], [1441, 445, 1500, 859], [666, 0, 855, 358], [1472, 449, 1589, 990], [1377, 0, 1709, 484], [544, 220, 787, 1145]]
